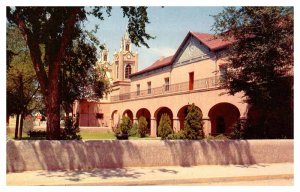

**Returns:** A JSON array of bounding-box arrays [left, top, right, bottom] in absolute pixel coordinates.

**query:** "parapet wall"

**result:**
[[7, 140, 293, 172]]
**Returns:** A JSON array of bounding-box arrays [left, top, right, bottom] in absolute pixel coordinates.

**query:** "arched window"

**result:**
[[125, 44, 129, 51], [104, 54, 107, 61], [125, 64, 132, 78]]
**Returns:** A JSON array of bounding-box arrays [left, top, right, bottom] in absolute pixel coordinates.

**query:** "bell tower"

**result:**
[[98, 43, 109, 67], [111, 31, 138, 82]]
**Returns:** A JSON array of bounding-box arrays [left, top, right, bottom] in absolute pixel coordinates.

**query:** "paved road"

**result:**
[[176, 178, 293, 186], [7, 163, 293, 186]]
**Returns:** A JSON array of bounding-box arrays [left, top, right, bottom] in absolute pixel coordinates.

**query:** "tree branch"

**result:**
[[14, 12, 49, 97], [49, 7, 81, 81]]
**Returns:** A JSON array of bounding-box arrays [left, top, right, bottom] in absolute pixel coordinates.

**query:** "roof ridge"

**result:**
[[130, 31, 233, 78]]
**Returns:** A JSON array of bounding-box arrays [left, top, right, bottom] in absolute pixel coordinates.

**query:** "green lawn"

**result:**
[[6, 131, 159, 140], [80, 132, 159, 140], [80, 132, 115, 140]]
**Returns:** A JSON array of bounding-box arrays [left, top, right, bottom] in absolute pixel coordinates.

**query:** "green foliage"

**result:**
[[229, 120, 245, 139], [212, 7, 293, 139], [183, 103, 204, 140], [27, 130, 46, 139], [158, 113, 173, 140], [119, 116, 132, 134], [60, 117, 82, 140], [129, 122, 138, 137], [166, 130, 186, 140], [229, 119, 287, 139], [6, 26, 41, 117], [138, 116, 148, 137], [121, 7, 154, 48], [206, 134, 229, 140], [112, 124, 121, 135], [7, 6, 153, 139]]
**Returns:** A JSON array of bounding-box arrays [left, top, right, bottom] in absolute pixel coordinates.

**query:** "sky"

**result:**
[[85, 6, 225, 70]]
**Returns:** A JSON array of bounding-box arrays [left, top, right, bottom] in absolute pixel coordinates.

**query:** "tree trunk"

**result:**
[[46, 70, 61, 139], [46, 105, 61, 139], [6, 114, 10, 126], [14, 7, 80, 140], [14, 113, 20, 139], [19, 113, 24, 140]]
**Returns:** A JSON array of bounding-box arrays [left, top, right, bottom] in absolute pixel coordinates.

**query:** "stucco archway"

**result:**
[[136, 108, 151, 134], [177, 104, 202, 130], [111, 110, 119, 127], [208, 103, 240, 135], [122, 109, 134, 123]]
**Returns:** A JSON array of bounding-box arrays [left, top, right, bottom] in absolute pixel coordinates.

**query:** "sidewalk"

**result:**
[[6, 163, 293, 186]]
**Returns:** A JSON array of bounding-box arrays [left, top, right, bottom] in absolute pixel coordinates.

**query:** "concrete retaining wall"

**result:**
[[7, 140, 293, 172]]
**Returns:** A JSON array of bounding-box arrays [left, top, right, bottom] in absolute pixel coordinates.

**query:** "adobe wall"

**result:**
[[77, 101, 111, 127], [7, 139, 293, 172]]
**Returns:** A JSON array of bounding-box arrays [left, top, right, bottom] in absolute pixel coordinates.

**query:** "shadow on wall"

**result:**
[[7, 139, 293, 172], [6, 140, 143, 172], [163, 140, 256, 167]]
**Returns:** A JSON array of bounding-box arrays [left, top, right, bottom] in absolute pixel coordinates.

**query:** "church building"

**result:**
[[74, 31, 250, 137]]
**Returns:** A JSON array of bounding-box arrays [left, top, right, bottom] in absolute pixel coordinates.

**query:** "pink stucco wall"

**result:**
[[75, 32, 248, 135], [7, 140, 293, 172], [76, 100, 111, 127]]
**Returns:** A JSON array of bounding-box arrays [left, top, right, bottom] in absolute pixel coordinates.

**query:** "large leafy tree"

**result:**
[[7, 25, 42, 139], [59, 37, 99, 117], [7, 7, 153, 139], [213, 7, 293, 138]]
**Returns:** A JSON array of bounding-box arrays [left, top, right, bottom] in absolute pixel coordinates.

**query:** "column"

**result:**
[[133, 118, 138, 125], [150, 118, 157, 137], [110, 119, 114, 128], [173, 118, 180, 132], [203, 118, 211, 136]]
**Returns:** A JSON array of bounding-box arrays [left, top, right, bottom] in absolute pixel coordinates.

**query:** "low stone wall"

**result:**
[[7, 140, 293, 172]]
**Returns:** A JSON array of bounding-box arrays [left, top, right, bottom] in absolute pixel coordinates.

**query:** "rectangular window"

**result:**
[[137, 84, 140, 96], [189, 72, 194, 90], [164, 77, 170, 91], [96, 113, 104, 119], [147, 82, 151, 94], [115, 61, 119, 79], [220, 66, 227, 81]]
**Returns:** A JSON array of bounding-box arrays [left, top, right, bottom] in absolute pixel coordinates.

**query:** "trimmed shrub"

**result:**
[[214, 134, 229, 140], [119, 116, 132, 134], [167, 130, 186, 140], [60, 117, 81, 140], [129, 122, 138, 137], [206, 134, 229, 140], [230, 120, 245, 139], [27, 130, 47, 138], [138, 116, 148, 137], [158, 113, 173, 139], [183, 103, 204, 140]]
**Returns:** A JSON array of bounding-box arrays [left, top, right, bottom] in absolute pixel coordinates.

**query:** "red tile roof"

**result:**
[[190, 32, 234, 51], [130, 32, 233, 77], [130, 55, 173, 77]]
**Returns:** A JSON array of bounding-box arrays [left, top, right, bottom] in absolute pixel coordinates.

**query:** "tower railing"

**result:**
[[111, 75, 222, 102]]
